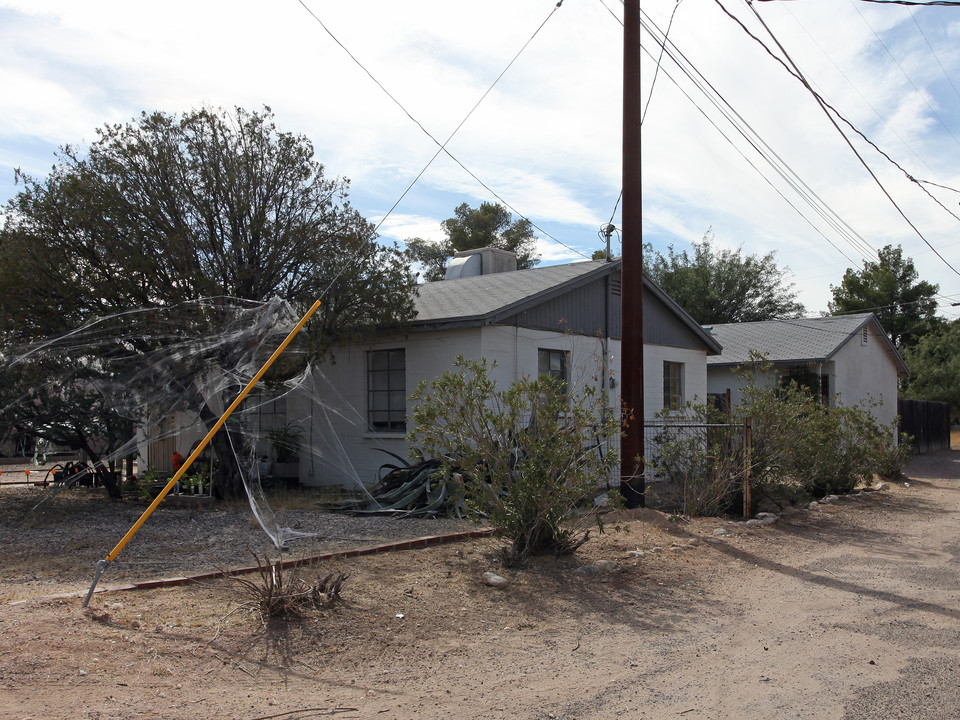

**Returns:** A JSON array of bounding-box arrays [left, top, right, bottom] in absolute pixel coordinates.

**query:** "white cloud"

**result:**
[[1, 0, 957, 318]]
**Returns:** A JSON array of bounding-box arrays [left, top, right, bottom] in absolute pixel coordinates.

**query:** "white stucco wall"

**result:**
[[644, 344, 710, 415], [830, 323, 901, 431], [299, 326, 627, 488], [706, 322, 902, 441]]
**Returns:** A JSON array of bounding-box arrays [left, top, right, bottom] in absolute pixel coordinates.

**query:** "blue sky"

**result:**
[[1, 0, 959, 318]]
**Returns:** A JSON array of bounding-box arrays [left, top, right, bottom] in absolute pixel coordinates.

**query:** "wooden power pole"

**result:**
[[620, 0, 644, 508]]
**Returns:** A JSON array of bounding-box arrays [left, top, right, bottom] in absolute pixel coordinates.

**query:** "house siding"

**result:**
[[830, 323, 900, 433], [644, 291, 709, 351], [500, 272, 621, 339], [300, 326, 621, 488]]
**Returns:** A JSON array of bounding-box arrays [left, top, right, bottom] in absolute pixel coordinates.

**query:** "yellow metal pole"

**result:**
[[82, 299, 321, 606]]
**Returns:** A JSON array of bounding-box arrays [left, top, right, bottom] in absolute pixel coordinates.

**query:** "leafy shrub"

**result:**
[[648, 355, 912, 516], [409, 356, 620, 563], [737, 356, 909, 500], [646, 403, 746, 516]]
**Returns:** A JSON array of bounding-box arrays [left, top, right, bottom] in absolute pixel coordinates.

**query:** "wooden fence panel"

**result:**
[[899, 398, 950, 454]]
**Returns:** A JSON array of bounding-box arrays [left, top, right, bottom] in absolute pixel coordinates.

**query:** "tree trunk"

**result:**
[[194, 388, 249, 500], [79, 443, 122, 499]]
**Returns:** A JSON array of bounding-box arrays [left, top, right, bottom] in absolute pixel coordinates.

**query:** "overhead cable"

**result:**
[[847, 0, 960, 150], [296, 0, 589, 260], [636, 6, 874, 263], [724, 0, 960, 277]]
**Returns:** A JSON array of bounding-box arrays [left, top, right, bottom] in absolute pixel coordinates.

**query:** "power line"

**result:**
[[636, 6, 875, 264], [726, 0, 960, 277], [778, 1, 944, 184], [847, 0, 960, 149], [296, 0, 589, 260]]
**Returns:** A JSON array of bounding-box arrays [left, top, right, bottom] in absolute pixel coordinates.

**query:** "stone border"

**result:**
[[11, 527, 496, 605]]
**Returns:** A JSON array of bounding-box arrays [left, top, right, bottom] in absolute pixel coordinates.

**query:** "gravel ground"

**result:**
[[0, 459, 473, 597]]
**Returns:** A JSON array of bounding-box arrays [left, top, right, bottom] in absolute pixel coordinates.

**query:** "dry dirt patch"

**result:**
[[2, 453, 960, 719]]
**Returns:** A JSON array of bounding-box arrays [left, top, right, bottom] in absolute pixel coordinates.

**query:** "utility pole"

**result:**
[[620, 0, 644, 508]]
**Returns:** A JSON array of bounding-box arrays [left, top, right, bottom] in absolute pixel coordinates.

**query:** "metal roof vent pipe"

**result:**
[[444, 247, 518, 280]]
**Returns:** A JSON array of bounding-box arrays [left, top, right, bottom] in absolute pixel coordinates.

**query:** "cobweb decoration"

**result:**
[[2, 296, 377, 548]]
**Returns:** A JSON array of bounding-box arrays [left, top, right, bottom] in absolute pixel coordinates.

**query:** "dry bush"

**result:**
[[231, 550, 348, 622]]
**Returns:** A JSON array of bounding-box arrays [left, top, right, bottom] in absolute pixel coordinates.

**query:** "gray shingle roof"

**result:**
[[705, 313, 906, 372], [412, 260, 612, 326], [411, 259, 722, 354]]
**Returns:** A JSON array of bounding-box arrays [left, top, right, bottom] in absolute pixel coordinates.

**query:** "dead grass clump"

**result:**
[[232, 551, 348, 622]]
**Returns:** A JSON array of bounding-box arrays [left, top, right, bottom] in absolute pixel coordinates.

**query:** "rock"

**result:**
[[821, 495, 839, 504], [875, 482, 889, 491], [627, 549, 645, 558], [755, 512, 777, 520], [574, 560, 618, 575], [713, 528, 731, 536], [808, 501, 820, 510], [760, 516, 777, 525], [481, 572, 508, 588], [744, 519, 763, 528]]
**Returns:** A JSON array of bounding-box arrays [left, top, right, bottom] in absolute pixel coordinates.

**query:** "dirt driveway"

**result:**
[[1, 450, 959, 719]]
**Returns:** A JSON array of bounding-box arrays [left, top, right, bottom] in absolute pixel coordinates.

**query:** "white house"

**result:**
[[705, 313, 909, 435], [287, 249, 722, 488]]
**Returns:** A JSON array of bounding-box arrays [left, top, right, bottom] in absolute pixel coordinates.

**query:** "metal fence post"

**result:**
[[743, 417, 752, 518]]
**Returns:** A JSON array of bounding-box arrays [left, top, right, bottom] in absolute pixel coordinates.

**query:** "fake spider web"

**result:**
[[1, 296, 379, 550]]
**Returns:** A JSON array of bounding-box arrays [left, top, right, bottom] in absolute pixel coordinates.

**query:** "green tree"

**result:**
[[0, 106, 415, 498], [828, 245, 939, 348], [407, 201, 539, 281], [643, 230, 804, 324], [902, 320, 960, 423]]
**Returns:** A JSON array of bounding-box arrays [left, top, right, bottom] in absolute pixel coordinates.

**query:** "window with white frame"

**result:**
[[663, 361, 684, 411], [367, 349, 406, 432]]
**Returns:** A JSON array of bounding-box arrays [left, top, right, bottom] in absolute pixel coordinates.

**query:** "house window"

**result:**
[[367, 349, 406, 432], [663, 361, 684, 411], [538, 348, 569, 386]]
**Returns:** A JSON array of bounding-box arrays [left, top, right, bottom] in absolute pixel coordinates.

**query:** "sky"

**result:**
[[1, 0, 959, 319]]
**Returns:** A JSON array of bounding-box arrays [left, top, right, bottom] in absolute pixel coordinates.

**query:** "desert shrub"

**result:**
[[409, 356, 620, 563], [735, 355, 910, 500], [646, 403, 746, 516]]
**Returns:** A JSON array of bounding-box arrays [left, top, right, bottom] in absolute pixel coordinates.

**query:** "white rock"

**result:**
[[808, 501, 820, 510], [744, 519, 763, 528], [481, 572, 508, 588], [713, 528, 731, 536]]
